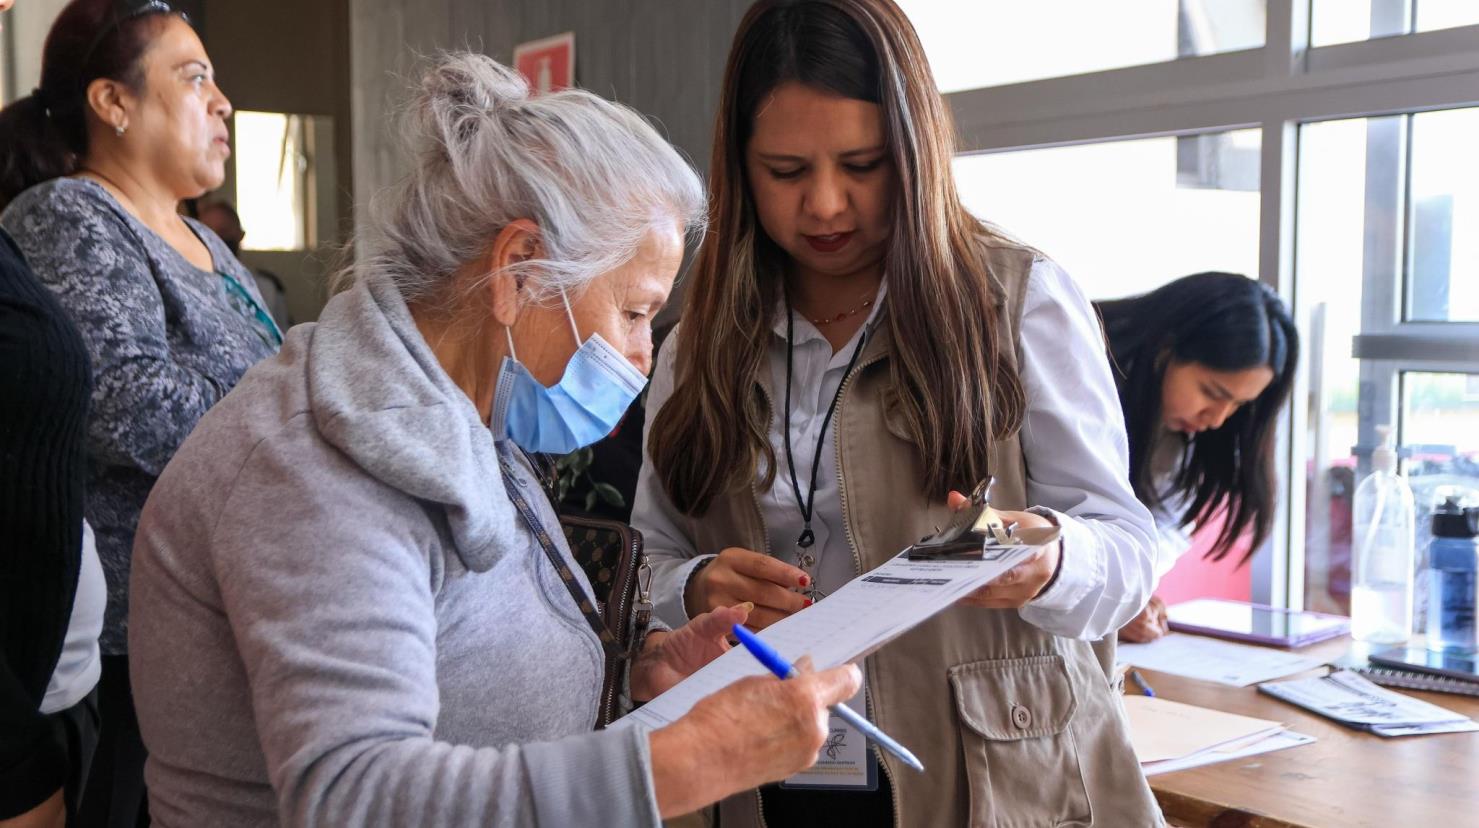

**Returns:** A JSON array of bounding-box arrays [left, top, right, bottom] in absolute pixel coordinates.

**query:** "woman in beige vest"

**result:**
[[633, 1, 1165, 826]]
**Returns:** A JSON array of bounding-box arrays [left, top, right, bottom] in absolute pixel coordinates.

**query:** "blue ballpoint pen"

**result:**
[[730, 624, 925, 773], [1130, 669, 1156, 698]]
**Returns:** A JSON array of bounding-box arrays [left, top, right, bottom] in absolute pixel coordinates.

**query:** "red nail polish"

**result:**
[[805, 598, 814, 607], [799, 575, 810, 587]]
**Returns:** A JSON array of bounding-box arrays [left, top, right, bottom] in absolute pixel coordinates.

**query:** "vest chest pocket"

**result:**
[[949, 655, 1092, 828]]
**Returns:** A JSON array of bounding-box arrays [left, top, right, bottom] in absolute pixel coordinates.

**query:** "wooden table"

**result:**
[[1137, 637, 1479, 828]]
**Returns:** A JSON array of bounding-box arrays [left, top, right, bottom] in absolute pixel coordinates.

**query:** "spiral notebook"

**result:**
[[1331, 654, 1479, 698]]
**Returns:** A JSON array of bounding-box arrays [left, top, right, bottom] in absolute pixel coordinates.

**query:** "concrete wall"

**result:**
[[349, 0, 752, 317], [4, 0, 65, 99], [3, 0, 204, 108], [6, 1, 741, 320], [201, 0, 352, 325]]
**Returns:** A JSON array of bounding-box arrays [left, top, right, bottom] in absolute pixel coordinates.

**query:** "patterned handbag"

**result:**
[[559, 515, 652, 727]]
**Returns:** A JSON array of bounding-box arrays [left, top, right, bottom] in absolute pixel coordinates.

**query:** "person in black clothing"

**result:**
[[0, 223, 96, 826]]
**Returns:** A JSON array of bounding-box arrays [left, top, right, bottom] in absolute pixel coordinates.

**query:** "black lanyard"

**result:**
[[782, 302, 869, 552], [497, 452, 625, 660]]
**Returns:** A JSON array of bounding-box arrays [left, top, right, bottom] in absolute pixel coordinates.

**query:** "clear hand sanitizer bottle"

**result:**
[[1351, 426, 1416, 644]]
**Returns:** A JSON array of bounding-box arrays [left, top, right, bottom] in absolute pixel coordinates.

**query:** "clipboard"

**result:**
[[904, 477, 1061, 560]]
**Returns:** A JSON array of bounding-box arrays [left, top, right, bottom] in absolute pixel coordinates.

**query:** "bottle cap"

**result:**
[[1372, 425, 1398, 473], [1432, 496, 1479, 539]]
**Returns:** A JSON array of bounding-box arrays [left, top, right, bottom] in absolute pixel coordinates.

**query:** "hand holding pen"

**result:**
[[731, 624, 926, 772], [648, 650, 859, 817]]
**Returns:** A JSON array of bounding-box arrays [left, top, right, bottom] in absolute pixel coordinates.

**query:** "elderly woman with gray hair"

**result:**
[[126, 53, 859, 827]]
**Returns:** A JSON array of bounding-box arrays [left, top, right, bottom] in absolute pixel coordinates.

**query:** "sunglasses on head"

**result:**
[[81, 0, 187, 70]]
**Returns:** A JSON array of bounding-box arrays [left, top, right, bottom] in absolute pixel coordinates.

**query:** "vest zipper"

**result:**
[[750, 341, 889, 827], [834, 350, 901, 828], [832, 351, 884, 582], [868, 698, 902, 828]]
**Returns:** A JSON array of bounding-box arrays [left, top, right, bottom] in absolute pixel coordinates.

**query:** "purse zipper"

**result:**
[[596, 522, 647, 728]]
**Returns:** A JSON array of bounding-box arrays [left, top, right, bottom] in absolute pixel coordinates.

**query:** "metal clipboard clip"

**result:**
[[904, 477, 1061, 560]]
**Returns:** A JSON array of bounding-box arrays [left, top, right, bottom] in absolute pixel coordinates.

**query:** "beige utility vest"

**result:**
[[686, 240, 1162, 827]]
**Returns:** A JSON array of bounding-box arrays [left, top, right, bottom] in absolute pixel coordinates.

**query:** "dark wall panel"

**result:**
[[350, 0, 752, 220]]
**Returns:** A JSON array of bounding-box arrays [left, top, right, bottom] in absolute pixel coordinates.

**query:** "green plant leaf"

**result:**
[[592, 482, 625, 509], [572, 447, 593, 474]]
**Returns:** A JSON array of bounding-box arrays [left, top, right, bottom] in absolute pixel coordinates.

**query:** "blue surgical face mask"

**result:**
[[492, 289, 648, 454]]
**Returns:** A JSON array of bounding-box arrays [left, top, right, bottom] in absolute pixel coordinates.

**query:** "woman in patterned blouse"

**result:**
[[0, 2, 278, 823]]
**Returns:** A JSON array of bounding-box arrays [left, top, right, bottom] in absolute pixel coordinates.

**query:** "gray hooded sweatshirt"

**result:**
[[128, 274, 662, 826]]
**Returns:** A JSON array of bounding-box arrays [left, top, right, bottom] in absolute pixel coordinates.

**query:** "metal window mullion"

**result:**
[[951, 64, 1479, 155], [1360, 361, 1403, 458], [1254, 117, 1302, 608], [1306, 21, 1479, 72], [949, 21, 1479, 156], [1387, 358, 1479, 375], [1353, 327, 1479, 362], [1356, 115, 1408, 482], [0, 16, 11, 107], [1251, 0, 1306, 609]]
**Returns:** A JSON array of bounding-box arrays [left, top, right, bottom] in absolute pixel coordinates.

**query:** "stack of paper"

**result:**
[[1118, 633, 1322, 686], [1258, 670, 1479, 737], [613, 543, 1041, 731], [1122, 695, 1315, 775]]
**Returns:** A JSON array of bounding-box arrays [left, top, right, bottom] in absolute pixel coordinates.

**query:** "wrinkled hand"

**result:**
[[686, 547, 810, 630], [649, 656, 862, 818], [1118, 595, 1169, 643], [631, 603, 752, 701], [946, 491, 1062, 609]]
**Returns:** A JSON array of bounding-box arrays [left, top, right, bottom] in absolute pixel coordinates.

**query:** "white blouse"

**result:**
[[632, 258, 1158, 643], [42, 520, 104, 714], [1147, 438, 1197, 580]]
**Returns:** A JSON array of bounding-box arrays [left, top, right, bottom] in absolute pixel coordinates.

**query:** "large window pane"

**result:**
[[1312, 0, 1479, 47], [898, 0, 1264, 92], [1299, 116, 1381, 615], [1407, 108, 1479, 322], [1298, 110, 1479, 617], [1402, 371, 1479, 633], [234, 111, 312, 252], [953, 130, 1261, 299]]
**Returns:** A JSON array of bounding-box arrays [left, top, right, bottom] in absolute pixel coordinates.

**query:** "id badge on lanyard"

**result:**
[[780, 683, 879, 791]]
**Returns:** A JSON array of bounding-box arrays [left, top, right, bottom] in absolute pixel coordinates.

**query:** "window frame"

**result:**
[[938, 0, 1479, 608], [0, 14, 13, 108]]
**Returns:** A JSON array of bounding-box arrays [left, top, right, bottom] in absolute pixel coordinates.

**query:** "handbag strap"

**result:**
[[497, 455, 626, 660]]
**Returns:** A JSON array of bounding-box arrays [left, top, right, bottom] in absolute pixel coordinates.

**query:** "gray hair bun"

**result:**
[[416, 52, 529, 146], [341, 51, 706, 308]]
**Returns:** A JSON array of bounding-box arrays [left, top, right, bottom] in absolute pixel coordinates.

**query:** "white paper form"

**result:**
[[1258, 670, 1479, 736], [614, 545, 1038, 731], [1121, 695, 1286, 763], [1141, 730, 1317, 776], [1117, 633, 1322, 686]]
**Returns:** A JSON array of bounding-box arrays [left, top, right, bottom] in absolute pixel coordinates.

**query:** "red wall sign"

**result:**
[[514, 32, 575, 95]]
